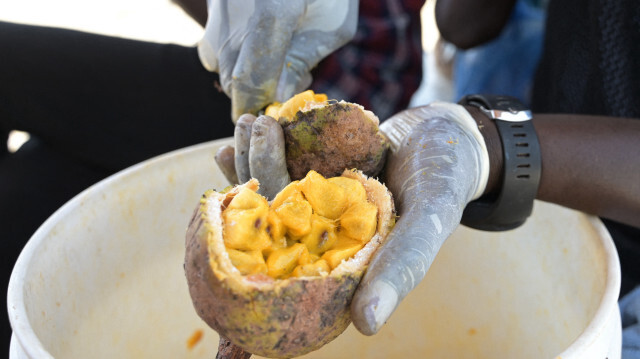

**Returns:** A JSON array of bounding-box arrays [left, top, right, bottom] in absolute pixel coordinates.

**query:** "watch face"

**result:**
[[488, 108, 533, 122], [460, 95, 532, 122], [489, 95, 528, 112]]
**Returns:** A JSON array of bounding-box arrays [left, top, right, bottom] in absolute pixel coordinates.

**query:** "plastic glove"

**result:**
[[216, 102, 490, 336], [350, 102, 490, 335], [199, 0, 358, 122], [215, 114, 290, 200]]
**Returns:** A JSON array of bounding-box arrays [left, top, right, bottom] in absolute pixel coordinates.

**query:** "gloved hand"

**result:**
[[215, 114, 290, 200], [349, 102, 490, 335], [216, 102, 491, 337], [199, 0, 359, 122]]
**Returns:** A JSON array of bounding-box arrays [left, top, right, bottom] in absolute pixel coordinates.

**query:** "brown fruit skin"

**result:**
[[281, 102, 389, 181], [185, 200, 361, 358]]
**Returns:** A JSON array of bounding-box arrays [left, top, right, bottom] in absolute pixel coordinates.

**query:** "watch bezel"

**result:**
[[459, 94, 542, 231]]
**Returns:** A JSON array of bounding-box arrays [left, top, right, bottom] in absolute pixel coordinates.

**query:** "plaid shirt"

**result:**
[[311, 0, 424, 121]]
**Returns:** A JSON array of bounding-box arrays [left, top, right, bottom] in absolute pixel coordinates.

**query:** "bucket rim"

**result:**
[[5, 137, 622, 358], [556, 214, 621, 357]]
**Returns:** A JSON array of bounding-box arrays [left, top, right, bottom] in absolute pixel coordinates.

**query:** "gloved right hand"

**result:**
[[199, 0, 358, 123], [215, 102, 491, 338], [350, 102, 490, 335]]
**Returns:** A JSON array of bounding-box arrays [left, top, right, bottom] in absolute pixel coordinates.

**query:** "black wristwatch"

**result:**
[[458, 94, 542, 231]]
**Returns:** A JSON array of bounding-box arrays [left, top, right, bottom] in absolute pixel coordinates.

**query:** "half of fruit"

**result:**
[[265, 90, 389, 181], [185, 169, 395, 358]]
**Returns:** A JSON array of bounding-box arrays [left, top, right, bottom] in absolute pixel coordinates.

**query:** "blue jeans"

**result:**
[[621, 286, 640, 358], [453, 0, 546, 106]]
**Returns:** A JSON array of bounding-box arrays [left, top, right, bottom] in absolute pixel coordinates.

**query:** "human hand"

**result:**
[[350, 102, 490, 335], [199, 0, 358, 122], [216, 102, 490, 336], [215, 114, 290, 200]]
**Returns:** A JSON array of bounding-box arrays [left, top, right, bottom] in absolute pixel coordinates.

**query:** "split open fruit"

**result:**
[[185, 169, 395, 358], [265, 90, 389, 181]]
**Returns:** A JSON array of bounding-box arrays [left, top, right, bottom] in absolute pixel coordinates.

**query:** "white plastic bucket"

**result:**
[[8, 138, 622, 358]]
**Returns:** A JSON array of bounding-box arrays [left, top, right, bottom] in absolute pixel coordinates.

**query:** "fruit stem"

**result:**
[[216, 336, 252, 359]]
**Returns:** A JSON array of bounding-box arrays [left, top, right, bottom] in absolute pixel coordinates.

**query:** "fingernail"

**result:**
[[352, 280, 398, 335]]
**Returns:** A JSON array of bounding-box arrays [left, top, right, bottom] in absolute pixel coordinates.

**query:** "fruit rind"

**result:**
[[280, 102, 389, 181], [185, 170, 394, 358]]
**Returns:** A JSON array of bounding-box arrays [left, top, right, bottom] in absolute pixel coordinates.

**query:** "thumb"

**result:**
[[274, 0, 358, 102], [275, 62, 313, 103], [351, 206, 452, 335], [351, 113, 486, 335]]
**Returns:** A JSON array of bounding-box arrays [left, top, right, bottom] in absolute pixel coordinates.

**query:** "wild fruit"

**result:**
[[185, 169, 395, 358], [265, 90, 389, 181]]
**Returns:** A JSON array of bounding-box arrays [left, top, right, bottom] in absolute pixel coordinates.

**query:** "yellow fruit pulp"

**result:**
[[222, 170, 378, 279], [264, 90, 328, 122]]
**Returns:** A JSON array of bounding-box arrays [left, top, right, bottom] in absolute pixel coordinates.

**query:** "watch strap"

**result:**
[[459, 95, 542, 231]]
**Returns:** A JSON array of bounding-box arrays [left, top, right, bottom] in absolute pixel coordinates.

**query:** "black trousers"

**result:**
[[0, 21, 234, 354]]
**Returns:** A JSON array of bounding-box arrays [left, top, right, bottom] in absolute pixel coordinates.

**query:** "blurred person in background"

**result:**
[[435, 0, 639, 356]]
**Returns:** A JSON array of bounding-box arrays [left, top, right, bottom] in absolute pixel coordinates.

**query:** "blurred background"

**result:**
[[0, 0, 204, 152], [0, 0, 202, 45]]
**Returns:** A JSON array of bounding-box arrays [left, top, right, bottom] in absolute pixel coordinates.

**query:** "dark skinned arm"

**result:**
[[171, 0, 208, 27], [466, 106, 640, 228], [435, 0, 516, 49]]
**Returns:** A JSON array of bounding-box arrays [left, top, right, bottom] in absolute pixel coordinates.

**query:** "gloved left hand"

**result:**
[[199, 0, 358, 122]]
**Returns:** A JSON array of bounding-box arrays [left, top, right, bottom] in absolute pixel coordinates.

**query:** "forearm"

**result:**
[[535, 114, 640, 227], [467, 107, 640, 228], [435, 0, 516, 49]]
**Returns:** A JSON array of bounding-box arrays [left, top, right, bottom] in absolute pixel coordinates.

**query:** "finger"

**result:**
[[215, 145, 238, 185], [249, 115, 291, 200], [234, 114, 256, 183], [350, 208, 447, 336], [275, 67, 312, 105], [229, 2, 305, 120]]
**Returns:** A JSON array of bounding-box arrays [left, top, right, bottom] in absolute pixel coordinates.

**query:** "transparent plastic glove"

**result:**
[[199, 0, 358, 122], [215, 114, 290, 200], [350, 102, 490, 335]]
